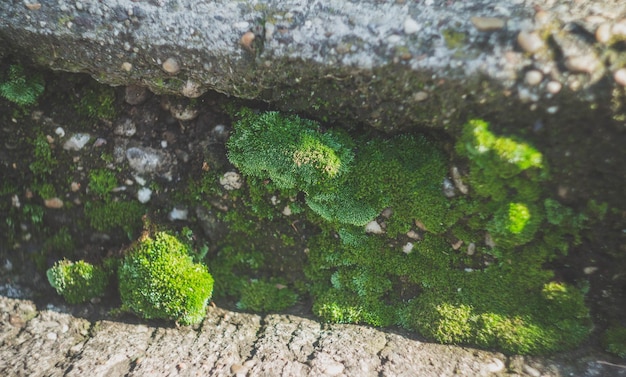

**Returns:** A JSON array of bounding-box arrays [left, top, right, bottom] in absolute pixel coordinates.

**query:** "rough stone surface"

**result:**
[[1, 0, 625, 132], [2, 287, 626, 377]]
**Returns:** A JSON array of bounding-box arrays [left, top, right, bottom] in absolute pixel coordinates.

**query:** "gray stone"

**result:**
[[1, 0, 624, 132]]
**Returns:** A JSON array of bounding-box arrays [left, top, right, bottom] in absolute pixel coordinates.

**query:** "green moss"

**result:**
[[442, 29, 467, 49], [46, 259, 109, 304], [227, 109, 354, 191], [0, 64, 45, 106], [236, 279, 298, 312], [221, 112, 591, 355], [75, 85, 117, 120], [603, 325, 626, 359], [487, 202, 542, 248], [29, 134, 57, 176], [84, 201, 145, 238], [88, 169, 117, 199], [118, 232, 214, 325]]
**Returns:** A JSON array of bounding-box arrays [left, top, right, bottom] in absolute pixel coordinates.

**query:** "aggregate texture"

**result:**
[[1, 0, 626, 132], [2, 284, 625, 377]]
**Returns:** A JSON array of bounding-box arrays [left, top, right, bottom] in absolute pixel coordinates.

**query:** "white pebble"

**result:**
[[54, 127, 65, 137], [63, 133, 91, 151], [162, 57, 180, 74], [596, 23, 612, 44], [467, 242, 476, 256], [524, 70, 543, 86], [46, 332, 57, 341], [486, 358, 505, 373], [282, 206, 292, 216], [161, 140, 167, 148], [546, 106, 559, 114], [614, 68, 626, 86], [402, 242, 414, 254], [583, 266, 598, 275], [137, 187, 152, 203], [546, 81, 562, 94], [404, 17, 420, 34], [517, 31, 544, 54], [168, 207, 188, 221], [365, 220, 384, 234], [220, 172, 242, 190]]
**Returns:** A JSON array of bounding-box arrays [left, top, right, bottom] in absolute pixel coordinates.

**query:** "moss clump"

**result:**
[[227, 109, 354, 191], [84, 200, 145, 238], [603, 325, 626, 359], [118, 232, 214, 325], [88, 169, 117, 199], [46, 260, 109, 304], [0, 64, 45, 106], [29, 133, 57, 176], [236, 279, 298, 312]]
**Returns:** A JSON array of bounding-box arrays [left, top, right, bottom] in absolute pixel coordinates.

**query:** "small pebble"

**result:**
[[121, 62, 133, 72], [240, 31, 255, 51], [381, 207, 393, 218], [546, 106, 559, 114], [406, 230, 421, 240], [524, 70, 543, 86], [413, 91, 428, 102], [485, 232, 496, 248], [55, 127, 65, 137], [402, 242, 414, 254], [365, 220, 384, 234], [137, 187, 152, 203], [486, 358, 505, 373], [584, 266, 598, 275], [44, 198, 64, 209], [596, 23, 612, 44], [404, 17, 420, 34], [24, 2, 41, 11], [282, 206, 292, 216], [470, 17, 505, 32], [523, 364, 541, 377], [162, 57, 180, 74], [70, 182, 80, 192], [443, 178, 455, 198], [452, 240, 463, 250], [46, 332, 57, 341], [220, 172, 242, 190], [168, 207, 188, 221], [517, 31, 544, 53], [565, 55, 599, 74], [546, 81, 562, 94], [467, 242, 476, 256], [614, 68, 626, 86], [63, 133, 91, 151], [450, 166, 468, 194], [612, 20, 626, 37]]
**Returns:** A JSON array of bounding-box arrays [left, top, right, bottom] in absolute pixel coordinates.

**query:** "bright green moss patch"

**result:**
[[0, 64, 45, 106], [222, 112, 592, 355], [88, 169, 117, 199], [47, 259, 109, 304], [118, 232, 214, 325]]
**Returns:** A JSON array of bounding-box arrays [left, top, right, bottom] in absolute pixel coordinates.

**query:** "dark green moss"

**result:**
[[603, 325, 626, 359], [236, 279, 298, 312], [84, 201, 145, 238]]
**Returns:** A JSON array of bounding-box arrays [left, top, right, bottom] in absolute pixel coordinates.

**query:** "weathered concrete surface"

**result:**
[[1, 0, 625, 132], [0, 291, 618, 377]]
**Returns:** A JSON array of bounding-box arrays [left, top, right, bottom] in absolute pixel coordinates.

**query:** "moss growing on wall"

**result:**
[[225, 111, 592, 355]]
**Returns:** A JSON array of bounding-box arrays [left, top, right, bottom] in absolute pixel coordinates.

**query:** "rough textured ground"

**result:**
[[2, 280, 625, 377]]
